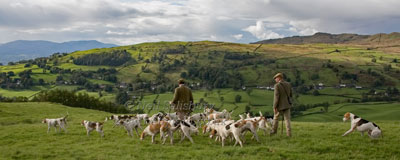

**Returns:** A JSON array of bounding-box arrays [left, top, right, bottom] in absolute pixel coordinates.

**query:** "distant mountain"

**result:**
[[0, 40, 117, 65], [252, 32, 400, 45]]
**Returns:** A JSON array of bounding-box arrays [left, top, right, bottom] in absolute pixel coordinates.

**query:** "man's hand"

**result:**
[[169, 101, 173, 105]]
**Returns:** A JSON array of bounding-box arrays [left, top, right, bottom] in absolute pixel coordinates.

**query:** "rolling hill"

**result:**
[[3, 40, 397, 88], [252, 32, 400, 46], [0, 35, 399, 117], [0, 40, 117, 65]]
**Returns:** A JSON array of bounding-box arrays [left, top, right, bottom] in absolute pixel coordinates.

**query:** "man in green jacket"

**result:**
[[170, 79, 194, 120], [271, 73, 293, 137]]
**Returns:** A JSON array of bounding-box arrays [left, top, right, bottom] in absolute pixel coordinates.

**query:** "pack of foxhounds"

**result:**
[[42, 108, 383, 147]]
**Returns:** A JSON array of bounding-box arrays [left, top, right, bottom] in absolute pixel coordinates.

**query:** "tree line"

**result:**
[[73, 50, 133, 66]]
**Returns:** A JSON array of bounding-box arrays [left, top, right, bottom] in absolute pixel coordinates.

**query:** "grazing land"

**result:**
[[0, 102, 399, 160]]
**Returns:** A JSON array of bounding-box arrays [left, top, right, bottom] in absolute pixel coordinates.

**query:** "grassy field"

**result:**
[[0, 102, 399, 160], [293, 102, 400, 122], [0, 86, 375, 118]]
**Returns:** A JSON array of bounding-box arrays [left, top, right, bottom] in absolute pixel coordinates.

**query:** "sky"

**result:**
[[0, 0, 399, 45]]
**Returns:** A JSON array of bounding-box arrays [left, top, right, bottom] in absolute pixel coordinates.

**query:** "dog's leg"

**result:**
[[62, 125, 67, 133], [179, 130, 185, 143], [221, 137, 225, 147], [262, 128, 267, 136], [151, 135, 155, 144], [129, 129, 134, 137], [233, 133, 243, 148], [361, 131, 364, 136], [134, 127, 139, 138], [169, 131, 174, 145], [252, 129, 260, 142], [47, 125, 51, 134], [183, 130, 194, 144], [342, 127, 356, 136], [100, 130, 104, 138], [161, 131, 166, 144]]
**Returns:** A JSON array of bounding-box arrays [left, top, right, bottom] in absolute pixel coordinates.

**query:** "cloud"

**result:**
[[232, 34, 243, 40], [243, 21, 284, 39], [0, 0, 399, 45]]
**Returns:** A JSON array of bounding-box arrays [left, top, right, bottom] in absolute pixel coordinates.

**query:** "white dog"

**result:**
[[342, 112, 382, 139], [118, 118, 142, 137], [42, 115, 68, 133]]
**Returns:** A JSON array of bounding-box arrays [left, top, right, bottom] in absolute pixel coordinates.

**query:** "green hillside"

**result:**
[[0, 102, 399, 159], [1, 40, 399, 118], [1, 41, 399, 89]]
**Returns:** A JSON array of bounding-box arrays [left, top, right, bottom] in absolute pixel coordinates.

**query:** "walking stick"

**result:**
[[281, 115, 284, 135]]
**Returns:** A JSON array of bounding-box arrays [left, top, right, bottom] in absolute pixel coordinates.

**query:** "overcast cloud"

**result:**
[[0, 0, 399, 45]]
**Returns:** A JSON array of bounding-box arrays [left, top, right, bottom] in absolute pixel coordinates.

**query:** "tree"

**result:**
[[393, 87, 399, 95], [116, 91, 129, 105], [246, 88, 253, 96], [235, 95, 242, 103], [56, 75, 63, 82], [322, 102, 330, 112], [245, 105, 251, 114], [310, 73, 319, 80], [180, 72, 187, 78], [38, 78, 45, 85], [384, 64, 392, 71], [7, 71, 15, 76], [312, 90, 320, 96], [104, 85, 113, 92]]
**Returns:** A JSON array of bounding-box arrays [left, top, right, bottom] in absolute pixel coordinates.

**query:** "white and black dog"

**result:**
[[342, 112, 382, 139], [118, 118, 142, 138], [42, 115, 68, 133]]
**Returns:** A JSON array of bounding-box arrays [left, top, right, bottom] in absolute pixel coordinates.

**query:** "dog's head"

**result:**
[[343, 112, 351, 122], [118, 120, 125, 125], [81, 120, 86, 126], [42, 119, 47, 123]]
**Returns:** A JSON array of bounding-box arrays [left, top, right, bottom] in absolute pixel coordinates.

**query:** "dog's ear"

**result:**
[[344, 112, 350, 118]]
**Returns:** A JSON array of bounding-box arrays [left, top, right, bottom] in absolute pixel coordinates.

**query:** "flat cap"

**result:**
[[178, 79, 185, 84], [273, 73, 283, 79]]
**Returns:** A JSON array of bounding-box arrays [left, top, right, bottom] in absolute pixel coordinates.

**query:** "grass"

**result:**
[[294, 102, 400, 122], [0, 102, 399, 159]]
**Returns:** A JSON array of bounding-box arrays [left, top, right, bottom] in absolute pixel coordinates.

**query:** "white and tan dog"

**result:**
[[240, 111, 273, 135], [342, 112, 382, 139], [81, 120, 104, 137], [190, 113, 207, 126], [42, 115, 68, 133], [140, 120, 180, 144], [136, 114, 149, 124], [207, 110, 233, 121]]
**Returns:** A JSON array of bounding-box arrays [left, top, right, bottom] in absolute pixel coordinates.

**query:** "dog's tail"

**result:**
[[63, 111, 69, 124], [63, 111, 69, 119]]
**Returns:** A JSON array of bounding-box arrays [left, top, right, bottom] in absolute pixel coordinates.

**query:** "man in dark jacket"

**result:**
[[170, 79, 194, 120], [271, 73, 293, 137]]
